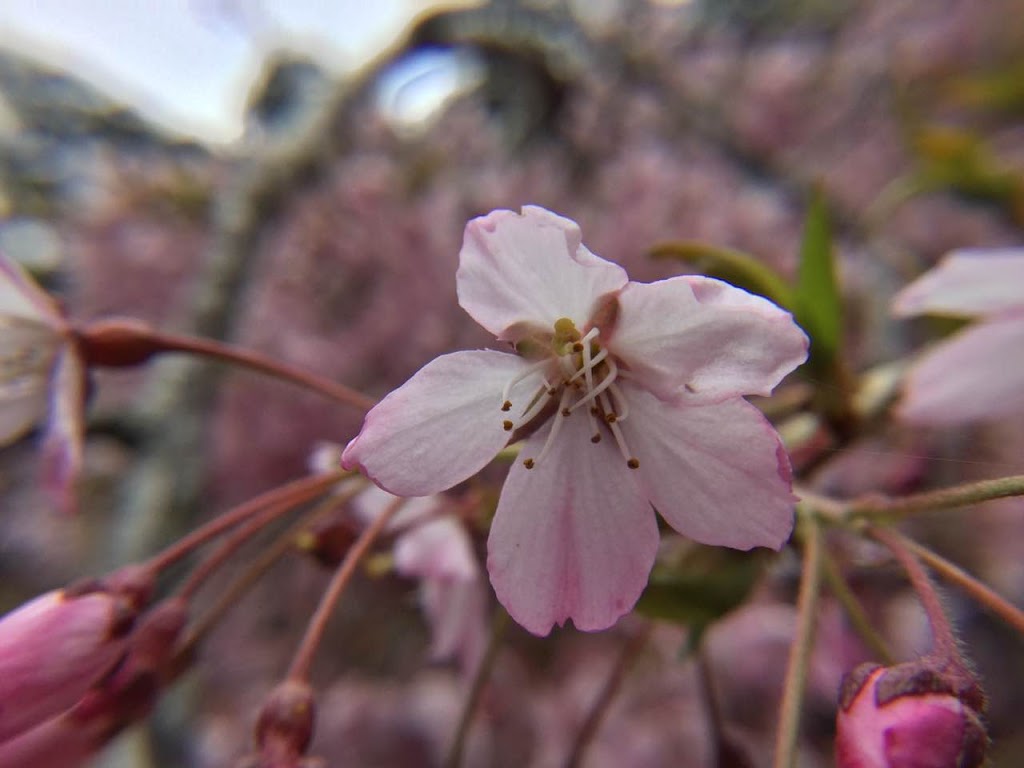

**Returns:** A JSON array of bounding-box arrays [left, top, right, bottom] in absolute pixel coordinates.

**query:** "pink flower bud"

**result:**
[[836, 662, 988, 768], [0, 586, 134, 743]]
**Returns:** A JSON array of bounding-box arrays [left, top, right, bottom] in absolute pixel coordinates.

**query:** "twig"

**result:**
[[820, 553, 895, 664], [564, 624, 652, 768], [846, 475, 1024, 521], [144, 472, 345, 574], [772, 515, 824, 768], [898, 534, 1024, 638], [142, 330, 376, 412]]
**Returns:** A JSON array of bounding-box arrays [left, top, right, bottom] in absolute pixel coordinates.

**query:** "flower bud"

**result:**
[[836, 661, 988, 768], [240, 681, 319, 768], [0, 586, 135, 743]]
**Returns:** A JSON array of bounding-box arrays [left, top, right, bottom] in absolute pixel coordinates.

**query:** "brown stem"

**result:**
[[286, 496, 403, 682], [868, 527, 960, 663], [564, 624, 652, 768], [445, 608, 510, 768], [174, 487, 363, 668], [772, 515, 824, 768], [145, 472, 345, 574], [898, 534, 1024, 638], [149, 330, 377, 412]]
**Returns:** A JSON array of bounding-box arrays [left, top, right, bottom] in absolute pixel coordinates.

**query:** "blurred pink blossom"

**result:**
[[893, 248, 1024, 424], [344, 206, 808, 635], [0, 253, 84, 512], [351, 485, 486, 676]]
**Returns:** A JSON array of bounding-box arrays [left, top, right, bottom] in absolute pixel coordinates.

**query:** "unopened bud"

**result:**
[[245, 681, 317, 767], [295, 514, 359, 568], [0, 587, 136, 742], [836, 661, 988, 768]]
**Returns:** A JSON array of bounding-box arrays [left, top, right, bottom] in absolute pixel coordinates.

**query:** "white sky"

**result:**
[[0, 0, 465, 144]]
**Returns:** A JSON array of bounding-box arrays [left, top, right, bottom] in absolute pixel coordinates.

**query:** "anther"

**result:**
[[561, 407, 570, 417], [501, 400, 512, 412], [627, 458, 640, 469], [523, 458, 535, 469], [591, 434, 601, 444], [572, 341, 584, 352], [503, 420, 514, 431], [605, 413, 617, 424]]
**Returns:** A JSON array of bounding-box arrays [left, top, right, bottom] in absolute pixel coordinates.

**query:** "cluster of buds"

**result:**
[[0, 567, 193, 767]]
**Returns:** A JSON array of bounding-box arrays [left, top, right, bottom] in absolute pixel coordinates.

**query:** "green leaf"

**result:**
[[650, 241, 794, 309], [635, 542, 767, 640], [793, 189, 842, 368]]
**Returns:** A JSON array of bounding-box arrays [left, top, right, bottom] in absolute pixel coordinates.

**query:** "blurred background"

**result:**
[[1, 0, 1023, 765]]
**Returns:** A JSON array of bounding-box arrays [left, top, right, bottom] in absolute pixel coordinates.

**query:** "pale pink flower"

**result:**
[[343, 206, 808, 635], [351, 485, 486, 674], [892, 248, 1024, 424], [0, 252, 84, 512]]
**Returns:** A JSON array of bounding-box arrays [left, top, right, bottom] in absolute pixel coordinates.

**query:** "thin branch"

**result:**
[[772, 515, 824, 768], [846, 475, 1024, 521], [868, 527, 959, 661], [145, 472, 346, 574], [564, 624, 652, 768], [174, 487, 362, 666], [898, 534, 1024, 637], [286, 496, 403, 682], [445, 608, 511, 768], [820, 553, 895, 664], [143, 329, 376, 412]]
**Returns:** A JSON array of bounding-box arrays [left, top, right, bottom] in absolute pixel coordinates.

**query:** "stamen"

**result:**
[[599, 391, 640, 468], [500, 359, 549, 409], [511, 380, 556, 430], [526, 387, 573, 467], [570, 355, 618, 413], [609, 381, 630, 422]]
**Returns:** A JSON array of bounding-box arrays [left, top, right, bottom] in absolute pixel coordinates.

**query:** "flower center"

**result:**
[[500, 318, 639, 471]]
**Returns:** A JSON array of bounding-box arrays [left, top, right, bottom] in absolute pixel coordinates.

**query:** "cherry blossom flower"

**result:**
[[351, 485, 486, 674], [0, 252, 84, 512], [343, 206, 808, 635], [892, 248, 1024, 424]]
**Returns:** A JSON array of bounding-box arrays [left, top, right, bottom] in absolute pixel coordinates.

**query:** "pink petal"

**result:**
[[350, 485, 440, 532], [394, 517, 479, 583], [0, 320, 62, 447], [457, 206, 628, 341], [610, 276, 808, 404], [40, 346, 86, 515], [487, 410, 658, 635], [620, 386, 795, 550], [892, 249, 1024, 318], [898, 315, 1024, 424], [0, 375, 48, 448], [0, 713, 96, 768], [0, 590, 128, 743], [343, 350, 541, 497], [0, 253, 64, 323]]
